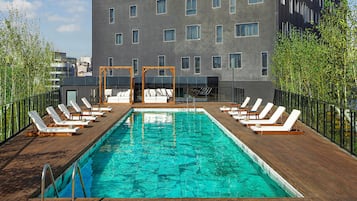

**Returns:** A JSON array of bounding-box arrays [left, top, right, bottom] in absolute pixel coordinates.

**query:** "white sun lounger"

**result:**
[[220, 97, 250, 112], [28, 111, 79, 136], [46, 106, 90, 128], [228, 98, 262, 116], [250, 109, 303, 135], [81, 97, 112, 112], [232, 102, 274, 120], [58, 104, 97, 121], [239, 106, 286, 125], [70, 101, 105, 116]]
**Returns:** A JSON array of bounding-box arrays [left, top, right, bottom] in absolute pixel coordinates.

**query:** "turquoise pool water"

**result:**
[[47, 109, 300, 198]]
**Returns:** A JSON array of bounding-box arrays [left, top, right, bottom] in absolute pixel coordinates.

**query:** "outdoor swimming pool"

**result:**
[[45, 108, 302, 198]]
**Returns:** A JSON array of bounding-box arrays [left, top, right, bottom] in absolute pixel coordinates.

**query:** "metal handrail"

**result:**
[[41, 164, 59, 201], [71, 161, 87, 201]]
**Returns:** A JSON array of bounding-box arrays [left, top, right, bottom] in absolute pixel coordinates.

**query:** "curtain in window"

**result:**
[[165, 30, 174, 41], [213, 0, 220, 7], [230, 0, 236, 13], [187, 26, 199, 39], [130, 6, 136, 16], [157, 0, 166, 13], [182, 58, 189, 69], [216, 26, 222, 42], [213, 57, 221, 68], [186, 0, 197, 15], [133, 59, 138, 74], [237, 24, 258, 36], [133, 31, 139, 43], [195, 57, 200, 73], [230, 54, 241, 68]]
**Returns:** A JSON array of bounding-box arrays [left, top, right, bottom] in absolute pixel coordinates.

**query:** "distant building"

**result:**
[[77, 56, 93, 77], [50, 52, 76, 89], [91, 0, 325, 101]]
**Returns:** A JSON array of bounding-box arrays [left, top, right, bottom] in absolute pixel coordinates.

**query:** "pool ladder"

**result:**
[[41, 162, 87, 201], [186, 96, 196, 112]]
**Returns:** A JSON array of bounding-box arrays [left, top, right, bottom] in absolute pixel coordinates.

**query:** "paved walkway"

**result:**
[[0, 103, 356, 201]]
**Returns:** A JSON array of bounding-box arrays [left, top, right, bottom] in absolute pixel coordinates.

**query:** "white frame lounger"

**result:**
[[28, 111, 79, 136], [220, 97, 250, 112], [70, 101, 105, 117], [232, 102, 274, 120], [81, 97, 112, 112], [58, 104, 97, 121], [239, 106, 286, 126], [250, 109, 303, 135], [46, 106, 90, 128], [228, 98, 262, 116]]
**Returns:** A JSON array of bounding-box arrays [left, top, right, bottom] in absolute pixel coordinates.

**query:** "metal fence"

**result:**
[[0, 90, 61, 144], [274, 89, 357, 156]]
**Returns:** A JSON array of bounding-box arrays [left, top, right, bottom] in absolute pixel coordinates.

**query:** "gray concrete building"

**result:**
[[91, 0, 323, 102]]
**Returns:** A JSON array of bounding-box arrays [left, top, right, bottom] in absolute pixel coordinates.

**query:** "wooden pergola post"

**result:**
[[141, 66, 176, 104], [99, 66, 134, 104]]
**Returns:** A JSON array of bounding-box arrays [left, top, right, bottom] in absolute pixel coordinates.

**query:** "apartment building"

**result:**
[[50, 52, 76, 89], [92, 0, 323, 101]]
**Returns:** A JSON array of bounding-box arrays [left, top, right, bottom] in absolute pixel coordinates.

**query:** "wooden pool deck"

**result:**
[[0, 102, 357, 201]]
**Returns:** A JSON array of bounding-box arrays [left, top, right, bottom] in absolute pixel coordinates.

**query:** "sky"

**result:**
[[0, 0, 92, 58]]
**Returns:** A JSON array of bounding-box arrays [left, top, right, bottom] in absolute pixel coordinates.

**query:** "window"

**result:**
[[109, 8, 115, 24], [281, 0, 285, 5], [115, 33, 123, 45], [212, 56, 221, 69], [186, 25, 201, 40], [212, 0, 221, 8], [194, 56, 201, 74], [229, 0, 236, 14], [235, 23, 259, 37], [229, 53, 241, 69], [129, 5, 137, 17], [108, 57, 113, 66], [181, 57, 190, 70], [216, 25, 223, 43], [158, 55, 165, 66], [186, 0, 197, 15], [108, 57, 113, 76], [261, 52, 268, 76], [132, 58, 138, 75], [248, 0, 263, 4], [158, 55, 165, 75], [163, 29, 176, 42], [132, 29, 139, 44], [157, 0, 166, 14]]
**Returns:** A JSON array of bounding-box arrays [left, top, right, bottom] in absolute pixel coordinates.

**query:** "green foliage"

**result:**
[[272, 0, 357, 107], [0, 9, 53, 105]]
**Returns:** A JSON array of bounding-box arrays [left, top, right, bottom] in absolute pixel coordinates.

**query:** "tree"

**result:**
[[271, 28, 329, 101], [271, 0, 357, 107], [0, 9, 53, 105], [317, 0, 357, 107]]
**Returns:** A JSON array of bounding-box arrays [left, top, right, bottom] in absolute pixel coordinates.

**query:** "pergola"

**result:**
[[98, 66, 134, 104], [141, 66, 176, 104]]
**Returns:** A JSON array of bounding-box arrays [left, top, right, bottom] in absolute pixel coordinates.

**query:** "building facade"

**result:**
[[50, 52, 76, 89], [92, 0, 324, 102]]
